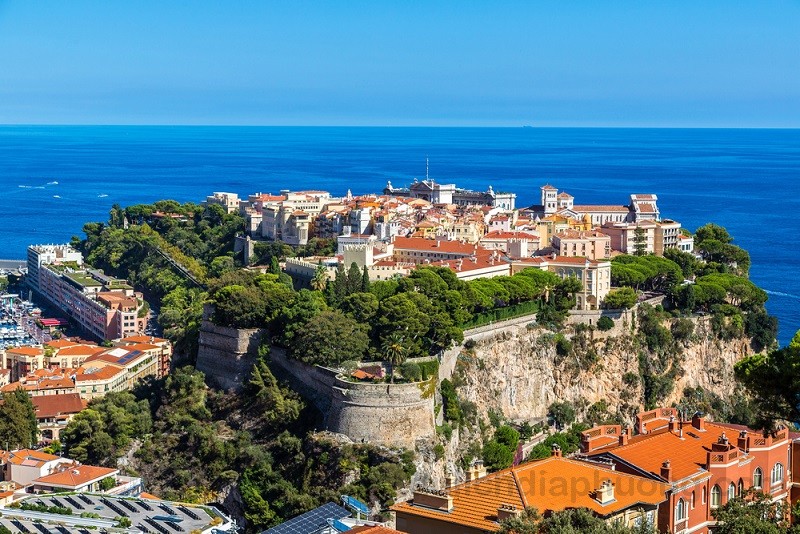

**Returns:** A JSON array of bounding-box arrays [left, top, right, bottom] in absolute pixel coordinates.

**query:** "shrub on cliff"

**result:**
[[291, 310, 370, 366], [597, 316, 614, 331]]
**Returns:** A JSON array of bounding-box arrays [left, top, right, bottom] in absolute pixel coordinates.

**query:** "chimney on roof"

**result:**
[[497, 504, 522, 521], [551, 443, 562, 458], [466, 460, 487, 481], [737, 431, 750, 452], [413, 488, 453, 512], [691, 412, 706, 431], [596, 479, 615, 505], [718, 432, 729, 446], [619, 427, 630, 446], [668, 415, 678, 433], [660, 460, 672, 481]]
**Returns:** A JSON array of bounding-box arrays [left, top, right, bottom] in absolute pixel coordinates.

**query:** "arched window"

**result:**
[[772, 463, 785, 485], [728, 483, 736, 501], [753, 467, 763, 489], [702, 487, 707, 505], [711, 485, 721, 508], [690, 491, 696, 509], [738, 479, 744, 496], [676, 498, 687, 521]]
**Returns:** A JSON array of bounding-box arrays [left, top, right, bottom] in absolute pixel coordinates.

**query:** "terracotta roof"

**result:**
[[541, 184, 557, 190], [392, 457, 668, 531], [56, 345, 106, 357], [139, 492, 161, 500], [45, 339, 80, 349], [481, 231, 539, 241], [31, 393, 85, 419], [514, 256, 606, 267], [34, 464, 117, 488], [573, 205, 630, 213], [393, 237, 480, 255], [7, 449, 60, 466], [75, 366, 124, 381], [595, 422, 786, 482], [637, 203, 657, 214], [6, 347, 43, 357]]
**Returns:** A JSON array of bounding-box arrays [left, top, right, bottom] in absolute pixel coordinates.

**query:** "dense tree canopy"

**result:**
[[0, 388, 38, 450]]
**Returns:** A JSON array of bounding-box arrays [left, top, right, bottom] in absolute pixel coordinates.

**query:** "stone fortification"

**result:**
[[326, 376, 435, 449], [270, 348, 436, 449], [196, 314, 264, 391]]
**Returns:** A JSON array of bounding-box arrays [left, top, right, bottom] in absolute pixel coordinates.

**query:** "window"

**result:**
[[772, 463, 784, 485], [691, 491, 695, 509], [711, 485, 721, 508], [738, 479, 744, 496], [675, 499, 687, 522], [728, 483, 736, 501], [753, 467, 763, 489], [702, 487, 707, 505]]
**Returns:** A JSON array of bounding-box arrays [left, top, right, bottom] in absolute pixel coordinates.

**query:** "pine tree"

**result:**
[[0, 388, 38, 449], [333, 264, 347, 304]]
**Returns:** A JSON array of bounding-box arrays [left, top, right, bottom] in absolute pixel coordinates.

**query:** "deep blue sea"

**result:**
[[0, 126, 797, 345]]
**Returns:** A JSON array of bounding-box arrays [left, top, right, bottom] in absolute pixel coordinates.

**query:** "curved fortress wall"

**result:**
[[326, 377, 435, 449]]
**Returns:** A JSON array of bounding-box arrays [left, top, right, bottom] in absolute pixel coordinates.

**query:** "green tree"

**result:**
[[498, 507, 541, 534], [0, 388, 38, 449], [632, 226, 648, 256], [361, 265, 370, 292], [310, 264, 328, 292], [382, 332, 408, 383], [548, 401, 576, 429], [712, 489, 789, 534], [603, 287, 638, 309], [291, 310, 369, 366], [735, 336, 800, 428]]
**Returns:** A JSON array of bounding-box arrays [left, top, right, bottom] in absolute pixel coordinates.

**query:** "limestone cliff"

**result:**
[[450, 315, 752, 427]]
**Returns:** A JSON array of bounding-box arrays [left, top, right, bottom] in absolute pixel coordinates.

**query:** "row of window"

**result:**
[[675, 464, 784, 521]]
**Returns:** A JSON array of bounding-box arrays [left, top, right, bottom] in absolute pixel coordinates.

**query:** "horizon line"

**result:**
[[1, 123, 799, 130]]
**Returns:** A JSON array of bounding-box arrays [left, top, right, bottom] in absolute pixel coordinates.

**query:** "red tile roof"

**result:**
[[31, 393, 85, 419]]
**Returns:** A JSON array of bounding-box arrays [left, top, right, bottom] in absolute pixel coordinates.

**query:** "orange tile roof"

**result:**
[[45, 339, 80, 349], [34, 464, 117, 488], [7, 449, 60, 466], [139, 492, 161, 500], [56, 345, 106, 357], [392, 457, 668, 531], [6, 346, 43, 357], [595, 422, 781, 482], [481, 231, 539, 241], [76, 366, 124, 381], [393, 237, 481, 255], [121, 335, 167, 344]]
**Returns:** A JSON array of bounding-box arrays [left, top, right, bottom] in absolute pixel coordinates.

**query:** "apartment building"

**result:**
[[203, 191, 241, 214], [600, 220, 657, 255], [36, 261, 147, 341], [552, 229, 611, 260], [26, 244, 83, 293], [582, 408, 793, 534]]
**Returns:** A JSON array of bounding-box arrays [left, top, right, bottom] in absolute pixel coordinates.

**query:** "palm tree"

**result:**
[[310, 264, 328, 292], [382, 332, 407, 383]]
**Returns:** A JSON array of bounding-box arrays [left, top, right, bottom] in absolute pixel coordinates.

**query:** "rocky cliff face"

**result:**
[[454, 316, 752, 426], [408, 315, 755, 490]]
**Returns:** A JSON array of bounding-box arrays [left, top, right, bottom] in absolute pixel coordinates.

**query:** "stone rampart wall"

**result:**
[[196, 319, 264, 391]]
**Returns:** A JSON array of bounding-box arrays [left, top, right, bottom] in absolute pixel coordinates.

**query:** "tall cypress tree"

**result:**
[[361, 265, 370, 292]]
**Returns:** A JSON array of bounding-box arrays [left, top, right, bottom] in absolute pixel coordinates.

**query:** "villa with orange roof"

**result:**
[[32, 463, 118, 493], [581, 408, 793, 534], [392, 453, 669, 534]]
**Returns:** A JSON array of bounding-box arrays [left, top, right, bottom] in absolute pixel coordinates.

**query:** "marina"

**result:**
[[0, 292, 52, 348]]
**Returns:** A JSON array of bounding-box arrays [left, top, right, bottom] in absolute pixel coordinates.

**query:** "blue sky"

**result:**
[[0, 1, 798, 126]]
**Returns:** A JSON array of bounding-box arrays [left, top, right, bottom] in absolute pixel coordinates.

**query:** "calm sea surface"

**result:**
[[0, 126, 797, 345]]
